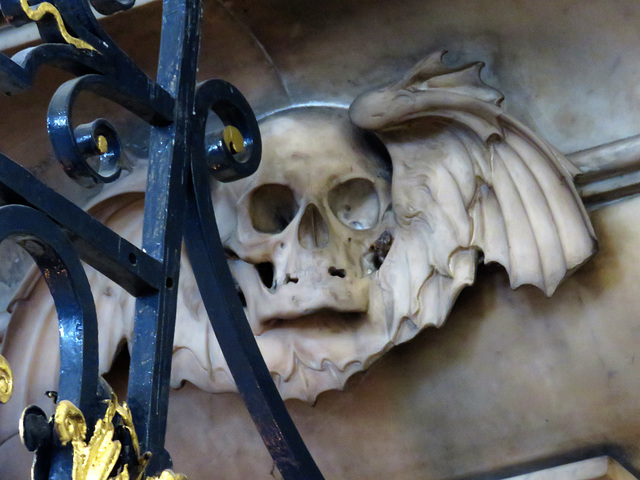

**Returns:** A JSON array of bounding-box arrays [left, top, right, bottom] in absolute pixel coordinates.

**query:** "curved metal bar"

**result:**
[[0, 205, 99, 416], [0, 153, 162, 296], [185, 144, 324, 479], [45, 0, 180, 115], [0, 45, 104, 95], [1, 43, 174, 121], [193, 79, 262, 182], [0, 0, 101, 47], [0, 204, 103, 479], [0, 51, 33, 94], [0, 1, 328, 478], [0, 1, 175, 127], [89, 0, 135, 16], [51, 0, 134, 48], [48, 73, 173, 186], [1, 0, 130, 51]]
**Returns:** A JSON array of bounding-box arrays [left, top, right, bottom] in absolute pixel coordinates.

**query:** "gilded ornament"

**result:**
[[53, 394, 153, 480], [50, 393, 186, 480], [19, 0, 96, 51], [0, 354, 13, 403], [97, 135, 109, 155], [222, 125, 245, 154]]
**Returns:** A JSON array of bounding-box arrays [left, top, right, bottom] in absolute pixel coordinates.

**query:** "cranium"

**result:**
[[0, 53, 598, 410], [207, 53, 596, 401], [212, 108, 397, 399], [216, 108, 392, 335]]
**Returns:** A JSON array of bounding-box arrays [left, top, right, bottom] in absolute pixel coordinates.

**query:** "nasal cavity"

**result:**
[[256, 262, 275, 289], [298, 204, 330, 249]]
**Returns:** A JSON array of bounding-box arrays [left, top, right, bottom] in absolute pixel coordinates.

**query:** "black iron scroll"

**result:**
[[0, 1, 323, 478]]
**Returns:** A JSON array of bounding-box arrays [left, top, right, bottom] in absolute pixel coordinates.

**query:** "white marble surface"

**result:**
[[160, 195, 640, 478], [505, 457, 637, 480], [2, 167, 640, 479], [2, 0, 640, 306], [2, 1, 640, 479]]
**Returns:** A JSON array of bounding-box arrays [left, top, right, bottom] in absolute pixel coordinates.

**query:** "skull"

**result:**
[[213, 107, 392, 372]]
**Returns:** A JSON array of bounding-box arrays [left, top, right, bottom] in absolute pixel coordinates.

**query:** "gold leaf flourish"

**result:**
[[19, 0, 96, 51], [53, 394, 187, 480], [0, 354, 13, 403], [55, 397, 123, 480]]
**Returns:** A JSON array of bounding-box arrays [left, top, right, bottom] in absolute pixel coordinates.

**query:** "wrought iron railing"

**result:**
[[0, 1, 322, 478]]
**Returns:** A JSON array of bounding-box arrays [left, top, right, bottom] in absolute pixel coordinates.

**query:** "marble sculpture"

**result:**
[[0, 51, 598, 429]]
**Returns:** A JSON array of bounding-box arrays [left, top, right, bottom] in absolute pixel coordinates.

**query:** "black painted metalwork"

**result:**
[[187, 81, 321, 477], [0, 0, 323, 478]]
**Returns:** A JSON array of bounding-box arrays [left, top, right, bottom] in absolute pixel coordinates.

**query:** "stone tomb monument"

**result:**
[[3, 1, 640, 478]]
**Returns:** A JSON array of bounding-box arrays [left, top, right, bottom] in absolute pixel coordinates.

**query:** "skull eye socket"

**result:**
[[328, 178, 380, 230], [250, 184, 299, 233]]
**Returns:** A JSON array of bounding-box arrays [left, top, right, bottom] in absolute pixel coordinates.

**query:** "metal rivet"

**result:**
[[96, 135, 108, 154], [222, 125, 244, 154]]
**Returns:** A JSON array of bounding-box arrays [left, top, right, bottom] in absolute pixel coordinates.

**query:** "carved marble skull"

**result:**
[[214, 108, 392, 338], [206, 51, 598, 401], [0, 54, 598, 409]]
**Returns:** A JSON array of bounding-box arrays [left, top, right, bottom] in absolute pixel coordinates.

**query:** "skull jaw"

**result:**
[[238, 262, 371, 335]]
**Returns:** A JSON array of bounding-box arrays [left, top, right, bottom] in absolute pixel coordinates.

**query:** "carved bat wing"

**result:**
[[0, 53, 602, 426], [350, 51, 598, 340]]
